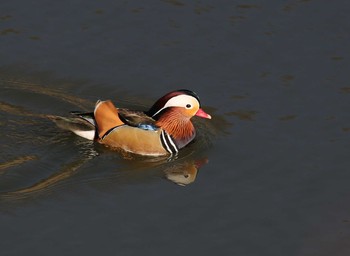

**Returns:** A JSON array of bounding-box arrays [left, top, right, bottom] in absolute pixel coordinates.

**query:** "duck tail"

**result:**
[[48, 114, 96, 140]]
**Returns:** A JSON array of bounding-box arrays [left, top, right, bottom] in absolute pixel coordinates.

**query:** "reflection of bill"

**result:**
[[164, 158, 208, 186]]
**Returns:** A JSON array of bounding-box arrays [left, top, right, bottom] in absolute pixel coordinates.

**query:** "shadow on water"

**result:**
[[0, 69, 231, 202]]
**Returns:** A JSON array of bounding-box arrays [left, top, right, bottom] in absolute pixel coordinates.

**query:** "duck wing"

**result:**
[[70, 111, 96, 126], [118, 108, 158, 131]]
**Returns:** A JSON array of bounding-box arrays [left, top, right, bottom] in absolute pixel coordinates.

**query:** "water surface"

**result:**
[[1, 1, 350, 255]]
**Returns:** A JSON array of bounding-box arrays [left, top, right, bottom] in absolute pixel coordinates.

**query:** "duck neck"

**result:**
[[155, 110, 196, 149]]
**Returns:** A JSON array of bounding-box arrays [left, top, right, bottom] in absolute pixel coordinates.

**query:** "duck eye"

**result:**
[[186, 104, 191, 108]]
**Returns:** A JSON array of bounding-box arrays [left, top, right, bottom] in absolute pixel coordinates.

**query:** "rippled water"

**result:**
[[1, 1, 350, 255], [0, 78, 222, 196]]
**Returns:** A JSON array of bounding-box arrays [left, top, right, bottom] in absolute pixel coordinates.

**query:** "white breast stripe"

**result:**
[[166, 133, 178, 153], [161, 130, 172, 154]]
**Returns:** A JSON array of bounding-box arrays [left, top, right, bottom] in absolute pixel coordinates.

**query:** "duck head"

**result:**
[[147, 89, 211, 149], [147, 89, 211, 120]]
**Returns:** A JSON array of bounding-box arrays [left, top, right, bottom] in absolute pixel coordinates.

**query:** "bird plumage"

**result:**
[[53, 89, 211, 156]]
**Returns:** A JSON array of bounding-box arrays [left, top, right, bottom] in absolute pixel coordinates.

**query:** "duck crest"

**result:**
[[155, 108, 196, 149]]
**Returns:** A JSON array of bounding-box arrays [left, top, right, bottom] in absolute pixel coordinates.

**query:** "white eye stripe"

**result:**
[[164, 95, 198, 108], [152, 95, 199, 117]]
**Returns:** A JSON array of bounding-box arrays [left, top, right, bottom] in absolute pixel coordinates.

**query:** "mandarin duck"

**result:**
[[53, 89, 211, 156]]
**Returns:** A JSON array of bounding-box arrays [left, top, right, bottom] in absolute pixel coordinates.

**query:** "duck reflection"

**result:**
[[0, 147, 208, 200], [163, 158, 208, 186]]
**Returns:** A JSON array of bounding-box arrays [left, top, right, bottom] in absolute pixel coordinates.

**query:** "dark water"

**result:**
[[1, 1, 350, 255]]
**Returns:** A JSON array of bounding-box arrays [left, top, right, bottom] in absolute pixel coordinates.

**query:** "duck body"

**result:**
[[102, 125, 172, 156], [55, 90, 211, 156]]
